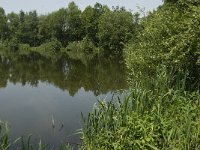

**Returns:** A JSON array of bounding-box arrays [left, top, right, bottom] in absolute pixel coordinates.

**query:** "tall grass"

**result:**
[[0, 121, 74, 150], [0, 121, 10, 150], [81, 66, 200, 150]]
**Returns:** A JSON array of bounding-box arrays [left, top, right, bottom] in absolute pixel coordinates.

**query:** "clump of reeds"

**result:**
[[0, 121, 10, 149], [81, 66, 200, 150], [0, 121, 74, 150]]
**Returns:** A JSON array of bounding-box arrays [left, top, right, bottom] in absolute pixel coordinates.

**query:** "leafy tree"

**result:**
[[65, 2, 82, 42], [7, 12, 20, 38], [39, 8, 68, 45], [16, 10, 39, 46], [93, 3, 108, 18], [81, 4, 109, 44], [19, 10, 25, 23], [0, 7, 8, 42], [98, 8, 135, 55], [81, 6, 96, 42]]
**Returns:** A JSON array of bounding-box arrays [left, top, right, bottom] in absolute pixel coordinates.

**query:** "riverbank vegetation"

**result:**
[[0, 0, 200, 149], [81, 0, 200, 149], [81, 66, 200, 149], [0, 121, 73, 150]]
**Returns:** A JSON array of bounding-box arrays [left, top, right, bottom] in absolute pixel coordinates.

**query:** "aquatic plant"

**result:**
[[0, 121, 74, 150]]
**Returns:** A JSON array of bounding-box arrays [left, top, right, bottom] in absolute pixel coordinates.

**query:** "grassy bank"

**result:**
[[82, 92, 200, 150], [81, 67, 200, 150]]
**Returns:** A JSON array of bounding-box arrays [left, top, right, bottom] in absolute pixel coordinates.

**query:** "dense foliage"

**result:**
[[0, 2, 138, 59], [125, 0, 200, 89], [81, 0, 200, 149]]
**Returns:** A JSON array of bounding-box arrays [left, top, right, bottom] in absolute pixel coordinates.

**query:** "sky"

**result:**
[[0, 0, 163, 14]]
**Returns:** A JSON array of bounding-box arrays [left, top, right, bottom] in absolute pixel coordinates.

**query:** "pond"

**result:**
[[0, 57, 127, 148]]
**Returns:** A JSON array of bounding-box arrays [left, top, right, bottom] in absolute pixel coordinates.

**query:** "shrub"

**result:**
[[29, 39, 62, 61], [125, 1, 200, 89], [62, 37, 99, 64], [9, 37, 19, 52], [38, 38, 62, 53], [18, 44, 31, 56]]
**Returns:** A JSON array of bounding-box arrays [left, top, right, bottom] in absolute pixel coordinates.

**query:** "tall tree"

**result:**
[[16, 10, 39, 46], [81, 4, 109, 44], [98, 8, 135, 55], [0, 7, 8, 42], [81, 6, 96, 41], [39, 8, 68, 45], [66, 2, 82, 42], [7, 12, 20, 38]]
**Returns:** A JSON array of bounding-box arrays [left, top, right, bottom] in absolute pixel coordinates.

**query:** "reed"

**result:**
[[0, 122, 74, 150], [81, 66, 200, 150]]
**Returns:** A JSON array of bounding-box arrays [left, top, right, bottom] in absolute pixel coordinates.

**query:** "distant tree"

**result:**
[[7, 12, 20, 38], [81, 6, 97, 43], [19, 10, 25, 23], [39, 8, 68, 45], [0, 7, 8, 42], [16, 10, 39, 46], [0, 2, 140, 58], [97, 8, 135, 55], [66, 2, 82, 42], [81, 4, 109, 44], [93, 3, 108, 18]]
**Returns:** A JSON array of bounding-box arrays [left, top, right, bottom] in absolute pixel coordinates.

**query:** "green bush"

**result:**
[[9, 37, 19, 52], [43, 38, 62, 53], [125, 1, 200, 89], [0, 39, 62, 61], [18, 44, 31, 56], [0, 43, 7, 52], [29, 39, 62, 61], [65, 37, 99, 53], [62, 37, 99, 64]]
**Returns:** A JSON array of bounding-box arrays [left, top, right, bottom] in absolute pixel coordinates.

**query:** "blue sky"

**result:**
[[0, 0, 163, 14]]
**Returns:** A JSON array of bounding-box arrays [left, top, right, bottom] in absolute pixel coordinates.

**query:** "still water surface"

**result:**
[[0, 57, 127, 148]]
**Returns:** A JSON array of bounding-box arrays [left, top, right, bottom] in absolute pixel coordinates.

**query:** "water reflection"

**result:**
[[0, 56, 127, 148], [0, 57, 127, 96]]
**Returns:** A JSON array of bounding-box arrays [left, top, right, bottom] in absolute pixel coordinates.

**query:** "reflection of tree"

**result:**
[[0, 57, 127, 96], [0, 58, 9, 88]]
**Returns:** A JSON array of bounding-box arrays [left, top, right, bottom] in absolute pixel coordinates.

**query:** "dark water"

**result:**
[[0, 57, 127, 148]]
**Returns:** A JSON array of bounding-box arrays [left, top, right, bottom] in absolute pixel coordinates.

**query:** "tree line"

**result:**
[[0, 2, 139, 56]]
